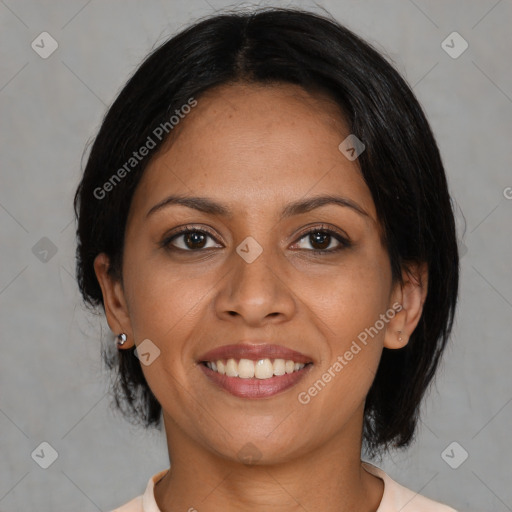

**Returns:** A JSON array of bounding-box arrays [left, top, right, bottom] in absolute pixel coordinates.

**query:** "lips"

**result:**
[[198, 343, 312, 364], [197, 342, 313, 399]]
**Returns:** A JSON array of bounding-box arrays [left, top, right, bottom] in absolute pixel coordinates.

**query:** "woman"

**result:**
[[74, 7, 459, 511]]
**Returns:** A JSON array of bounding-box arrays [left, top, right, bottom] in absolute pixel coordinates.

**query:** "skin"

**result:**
[[94, 82, 428, 512]]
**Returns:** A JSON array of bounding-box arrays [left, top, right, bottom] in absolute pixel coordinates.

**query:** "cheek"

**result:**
[[307, 249, 392, 345], [121, 258, 211, 406], [300, 248, 391, 403], [298, 268, 388, 425], [122, 250, 213, 342]]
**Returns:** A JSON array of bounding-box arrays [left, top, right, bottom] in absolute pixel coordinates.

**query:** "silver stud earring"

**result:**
[[397, 330, 403, 342], [116, 333, 127, 348]]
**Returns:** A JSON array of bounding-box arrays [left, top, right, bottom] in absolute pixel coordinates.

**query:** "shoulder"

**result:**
[[109, 495, 143, 512], [362, 462, 458, 512], [108, 468, 169, 512]]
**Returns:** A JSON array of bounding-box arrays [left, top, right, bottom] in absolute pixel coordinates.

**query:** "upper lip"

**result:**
[[198, 342, 313, 364]]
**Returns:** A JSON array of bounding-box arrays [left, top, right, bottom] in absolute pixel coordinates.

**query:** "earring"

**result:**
[[397, 330, 403, 342], [116, 333, 127, 348]]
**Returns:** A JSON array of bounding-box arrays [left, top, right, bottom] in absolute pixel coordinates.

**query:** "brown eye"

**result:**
[[309, 231, 332, 250], [162, 228, 222, 251], [182, 231, 207, 249], [293, 226, 351, 254]]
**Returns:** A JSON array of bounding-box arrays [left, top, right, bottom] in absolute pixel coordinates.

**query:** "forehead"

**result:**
[[130, 82, 377, 224]]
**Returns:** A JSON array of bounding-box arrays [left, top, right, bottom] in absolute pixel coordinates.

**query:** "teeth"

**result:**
[[225, 358, 238, 377], [272, 358, 286, 376], [238, 358, 255, 378], [205, 358, 307, 379], [255, 358, 273, 379]]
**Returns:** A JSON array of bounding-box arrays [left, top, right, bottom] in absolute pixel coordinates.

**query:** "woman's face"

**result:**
[[97, 82, 412, 463]]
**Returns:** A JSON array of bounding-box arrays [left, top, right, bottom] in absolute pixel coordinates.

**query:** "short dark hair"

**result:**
[[74, 6, 459, 456]]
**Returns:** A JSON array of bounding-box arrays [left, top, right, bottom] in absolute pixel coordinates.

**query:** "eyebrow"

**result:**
[[146, 194, 370, 220]]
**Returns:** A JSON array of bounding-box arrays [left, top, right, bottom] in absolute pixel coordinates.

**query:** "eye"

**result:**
[[293, 225, 351, 254], [160, 224, 351, 254], [161, 226, 222, 251]]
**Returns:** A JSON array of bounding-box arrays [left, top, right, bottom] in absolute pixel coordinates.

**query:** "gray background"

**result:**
[[0, 0, 511, 511]]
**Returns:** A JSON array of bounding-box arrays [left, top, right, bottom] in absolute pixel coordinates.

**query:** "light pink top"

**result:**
[[110, 462, 457, 511]]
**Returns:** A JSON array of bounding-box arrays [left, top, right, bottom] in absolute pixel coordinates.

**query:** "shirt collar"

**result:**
[[142, 468, 169, 512]]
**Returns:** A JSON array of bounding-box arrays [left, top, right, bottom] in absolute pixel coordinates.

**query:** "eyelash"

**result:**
[[160, 224, 351, 255]]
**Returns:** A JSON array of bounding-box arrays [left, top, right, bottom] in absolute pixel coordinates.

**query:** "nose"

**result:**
[[214, 243, 296, 327]]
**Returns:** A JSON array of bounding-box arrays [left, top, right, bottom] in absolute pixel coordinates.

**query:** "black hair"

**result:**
[[74, 6, 459, 456]]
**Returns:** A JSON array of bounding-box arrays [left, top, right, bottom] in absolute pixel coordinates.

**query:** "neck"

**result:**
[[154, 410, 384, 512]]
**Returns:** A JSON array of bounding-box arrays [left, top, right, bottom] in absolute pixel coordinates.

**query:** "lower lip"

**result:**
[[199, 363, 312, 399]]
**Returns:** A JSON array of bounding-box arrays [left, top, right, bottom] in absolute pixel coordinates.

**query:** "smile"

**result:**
[[203, 358, 308, 379], [198, 342, 314, 399]]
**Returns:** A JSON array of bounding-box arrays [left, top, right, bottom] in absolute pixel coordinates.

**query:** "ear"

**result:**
[[93, 253, 134, 348], [384, 261, 428, 350]]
